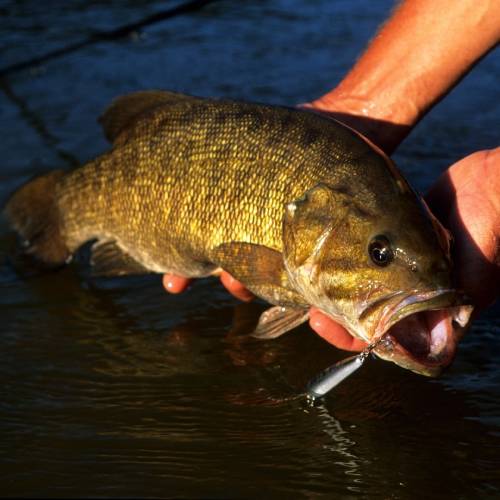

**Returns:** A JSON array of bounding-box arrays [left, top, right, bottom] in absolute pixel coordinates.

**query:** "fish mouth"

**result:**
[[368, 290, 473, 376]]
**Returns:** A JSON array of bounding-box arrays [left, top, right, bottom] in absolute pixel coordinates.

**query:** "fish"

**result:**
[[3, 90, 473, 376]]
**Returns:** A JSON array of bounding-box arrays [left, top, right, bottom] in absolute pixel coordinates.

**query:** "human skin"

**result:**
[[163, 0, 500, 351]]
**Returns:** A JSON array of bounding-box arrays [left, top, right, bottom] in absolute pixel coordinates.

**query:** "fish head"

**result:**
[[282, 154, 473, 376]]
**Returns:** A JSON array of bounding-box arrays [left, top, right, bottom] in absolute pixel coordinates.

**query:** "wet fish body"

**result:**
[[4, 91, 472, 376]]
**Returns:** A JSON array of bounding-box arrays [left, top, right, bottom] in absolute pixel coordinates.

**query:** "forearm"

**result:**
[[310, 0, 500, 153]]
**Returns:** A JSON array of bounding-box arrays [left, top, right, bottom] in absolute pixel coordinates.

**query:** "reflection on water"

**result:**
[[1, 0, 499, 497], [314, 404, 364, 480], [1, 249, 499, 497]]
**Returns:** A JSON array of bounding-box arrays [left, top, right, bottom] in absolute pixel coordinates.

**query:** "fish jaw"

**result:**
[[359, 290, 473, 376]]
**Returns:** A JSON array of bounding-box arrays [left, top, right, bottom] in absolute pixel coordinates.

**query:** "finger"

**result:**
[[309, 307, 367, 351], [220, 271, 254, 302], [162, 274, 192, 293]]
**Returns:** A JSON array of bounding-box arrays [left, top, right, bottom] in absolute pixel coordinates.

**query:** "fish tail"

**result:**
[[3, 170, 71, 267]]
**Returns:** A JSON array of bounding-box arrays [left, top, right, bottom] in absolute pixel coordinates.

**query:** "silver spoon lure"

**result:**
[[306, 335, 390, 403]]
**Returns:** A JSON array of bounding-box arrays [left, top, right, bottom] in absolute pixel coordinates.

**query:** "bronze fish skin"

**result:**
[[3, 90, 472, 376]]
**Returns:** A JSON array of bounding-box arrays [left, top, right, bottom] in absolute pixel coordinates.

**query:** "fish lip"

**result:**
[[368, 289, 473, 375], [375, 288, 465, 335]]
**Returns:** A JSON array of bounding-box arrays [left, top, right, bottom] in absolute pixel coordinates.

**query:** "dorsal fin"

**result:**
[[99, 90, 201, 144]]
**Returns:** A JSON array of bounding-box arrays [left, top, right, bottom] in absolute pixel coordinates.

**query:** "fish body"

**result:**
[[4, 91, 472, 376]]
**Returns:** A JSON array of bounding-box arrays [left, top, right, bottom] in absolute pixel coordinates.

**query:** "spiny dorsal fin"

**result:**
[[99, 90, 201, 144]]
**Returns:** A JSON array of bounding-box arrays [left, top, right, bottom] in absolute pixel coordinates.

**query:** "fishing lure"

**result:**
[[306, 336, 391, 402]]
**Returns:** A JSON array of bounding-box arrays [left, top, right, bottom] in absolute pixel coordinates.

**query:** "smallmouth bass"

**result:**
[[4, 90, 472, 376]]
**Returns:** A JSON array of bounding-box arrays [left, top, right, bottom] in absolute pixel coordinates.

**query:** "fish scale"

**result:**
[[57, 95, 371, 275]]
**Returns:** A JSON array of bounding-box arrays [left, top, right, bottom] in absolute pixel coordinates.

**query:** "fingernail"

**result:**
[[309, 316, 323, 331]]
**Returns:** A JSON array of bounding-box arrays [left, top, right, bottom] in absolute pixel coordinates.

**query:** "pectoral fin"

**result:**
[[210, 242, 307, 306], [253, 306, 309, 339], [90, 240, 150, 277]]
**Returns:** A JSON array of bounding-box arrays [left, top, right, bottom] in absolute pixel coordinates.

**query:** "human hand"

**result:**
[[426, 148, 500, 310]]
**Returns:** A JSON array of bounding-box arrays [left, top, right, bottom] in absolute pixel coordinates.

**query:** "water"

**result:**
[[1, 0, 499, 497]]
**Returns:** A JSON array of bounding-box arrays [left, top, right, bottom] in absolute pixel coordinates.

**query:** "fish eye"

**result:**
[[368, 235, 393, 267]]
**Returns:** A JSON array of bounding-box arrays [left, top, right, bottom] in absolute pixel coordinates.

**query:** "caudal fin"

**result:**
[[3, 170, 71, 267]]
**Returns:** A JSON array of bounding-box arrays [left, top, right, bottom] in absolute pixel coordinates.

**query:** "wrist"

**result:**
[[305, 0, 500, 155], [306, 89, 418, 154]]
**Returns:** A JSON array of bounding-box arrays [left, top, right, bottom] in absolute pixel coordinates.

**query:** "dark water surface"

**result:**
[[1, 1, 499, 497]]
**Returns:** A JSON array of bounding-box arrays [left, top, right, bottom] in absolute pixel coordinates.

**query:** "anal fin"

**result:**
[[90, 240, 150, 277]]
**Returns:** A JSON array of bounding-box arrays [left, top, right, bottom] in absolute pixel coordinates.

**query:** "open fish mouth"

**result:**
[[370, 290, 473, 376]]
